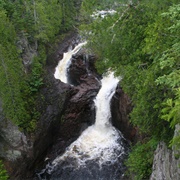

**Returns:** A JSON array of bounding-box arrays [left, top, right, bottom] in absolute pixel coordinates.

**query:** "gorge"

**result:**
[[0, 0, 179, 179], [37, 40, 129, 180]]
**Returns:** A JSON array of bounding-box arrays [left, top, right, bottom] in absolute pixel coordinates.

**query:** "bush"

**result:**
[[0, 160, 8, 180], [125, 138, 158, 180]]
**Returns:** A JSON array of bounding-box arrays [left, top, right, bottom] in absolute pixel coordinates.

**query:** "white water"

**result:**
[[49, 72, 125, 172], [91, 10, 117, 19], [54, 42, 87, 83]]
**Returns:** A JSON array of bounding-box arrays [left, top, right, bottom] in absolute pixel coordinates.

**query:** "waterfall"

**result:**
[[50, 72, 124, 167], [94, 72, 122, 129], [38, 42, 128, 180], [54, 41, 87, 83]]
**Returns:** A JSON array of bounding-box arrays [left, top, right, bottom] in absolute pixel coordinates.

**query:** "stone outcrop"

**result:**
[[111, 86, 138, 142], [17, 32, 38, 72], [0, 119, 28, 161], [150, 124, 180, 180]]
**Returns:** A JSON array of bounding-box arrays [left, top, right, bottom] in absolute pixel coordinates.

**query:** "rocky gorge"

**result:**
[[0, 33, 133, 179], [0, 32, 179, 180]]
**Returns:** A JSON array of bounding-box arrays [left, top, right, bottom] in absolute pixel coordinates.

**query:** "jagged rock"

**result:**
[[150, 124, 180, 180], [111, 86, 138, 142], [0, 100, 31, 179], [68, 54, 100, 86], [43, 53, 101, 162]]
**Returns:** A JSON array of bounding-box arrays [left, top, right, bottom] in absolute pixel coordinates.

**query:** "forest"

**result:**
[[80, 0, 180, 179], [0, 0, 179, 179]]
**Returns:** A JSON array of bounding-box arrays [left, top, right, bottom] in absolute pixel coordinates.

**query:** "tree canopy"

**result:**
[[80, 0, 180, 179]]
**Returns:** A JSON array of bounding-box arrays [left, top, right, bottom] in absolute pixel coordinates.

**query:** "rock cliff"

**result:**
[[150, 124, 180, 180]]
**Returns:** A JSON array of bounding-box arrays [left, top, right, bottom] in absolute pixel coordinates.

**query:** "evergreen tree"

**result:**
[[0, 10, 27, 125], [80, 0, 180, 179]]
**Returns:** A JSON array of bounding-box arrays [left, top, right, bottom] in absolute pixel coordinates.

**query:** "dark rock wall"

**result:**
[[111, 86, 138, 143]]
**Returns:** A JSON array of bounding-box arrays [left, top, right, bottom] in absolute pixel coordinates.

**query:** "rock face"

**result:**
[[0, 99, 30, 178], [111, 86, 138, 142], [0, 119, 28, 161], [150, 124, 180, 180], [17, 32, 37, 72]]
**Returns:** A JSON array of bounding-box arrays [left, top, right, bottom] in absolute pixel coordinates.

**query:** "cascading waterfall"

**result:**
[[50, 72, 124, 167], [38, 42, 128, 180], [54, 41, 87, 83]]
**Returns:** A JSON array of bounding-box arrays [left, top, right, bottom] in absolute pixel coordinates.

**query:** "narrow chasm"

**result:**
[[34, 38, 132, 180]]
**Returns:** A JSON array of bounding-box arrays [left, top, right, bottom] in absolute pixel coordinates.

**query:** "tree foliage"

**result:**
[[0, 0, 78, 129], [125, 138, 158, 180], [0, 10, 26, 125], [0, 160, 8, 180], [0, 0, 79, 177], [80, 0, 180, 179]]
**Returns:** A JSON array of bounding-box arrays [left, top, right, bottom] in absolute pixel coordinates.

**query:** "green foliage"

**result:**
[[125, 138, 158, 180], [0, 10, 27, 125], [58, 0, 78, 32], [28, 56, 44, 93], [0, 160, 8, 180], [1, 0, 78, 44], [153, 4, 180, 151], [19, 49, 45, 132], [80, 0, 180, 178], [34, 0, 63, 42], [160, 89, 180, 128], [0, 0, 78, 133]]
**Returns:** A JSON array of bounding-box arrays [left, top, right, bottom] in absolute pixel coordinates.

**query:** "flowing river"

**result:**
[[38, 42, 128, 180]]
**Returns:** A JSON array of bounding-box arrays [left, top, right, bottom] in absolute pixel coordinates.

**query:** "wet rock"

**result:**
[[111, 86, 138, 142], [0, 100, 32, 179], [45, 50, 101, 144], [46, 32, 79, 68], [68, 53, 100, 84], [150, 124, 180, 180]]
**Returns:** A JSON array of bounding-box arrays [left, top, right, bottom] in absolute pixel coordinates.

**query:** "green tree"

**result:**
[[0, 160, 8, 180], [0, 10, 27, 125], [80, 0, 180, 179], [33, 0, 63, 43], [154, 4, 180, 149]]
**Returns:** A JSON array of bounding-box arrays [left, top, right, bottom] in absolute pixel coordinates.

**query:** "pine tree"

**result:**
[[0, 10, 26, 124]]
